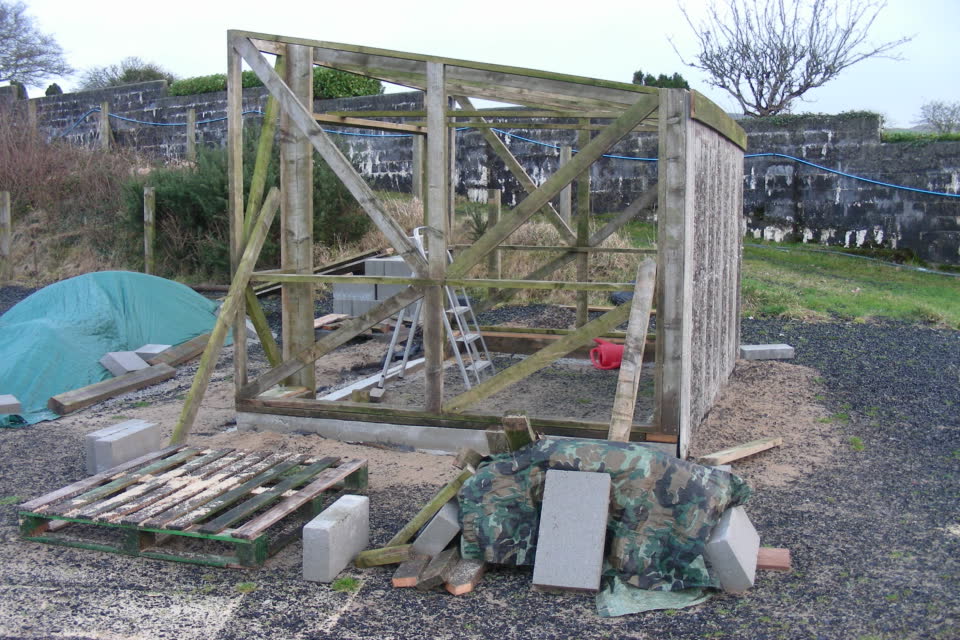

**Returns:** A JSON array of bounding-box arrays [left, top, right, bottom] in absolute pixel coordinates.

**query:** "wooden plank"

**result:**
[[18, 445, 187, 513], [169, 187, 280, 444], [757, 547, 792, 572], [233, 34, 428, 275], [392, 553, 431, 588], [166, 454, 306, 531], [197, 457, 338, 534], [250, 272, 634, 292], [146, 333, 209, 367], [690, 90, 747, 150], [502, 415, 535, 451], [239, 285, 426, 399], [454, 96, 575, 244], [231, 458, 366, 540], [143, 186, 155, 275], [558, 145, 572, 225], [575, 123, 591, 328], [0, 191, 10, 282], [385, 470, 472, 547], [354, 544, 413, 568], [244, 56, 285, 236], [445, 558, 487, 595], [313, 112, 424, 134], [258, 386, 310, 399], [443, 303, 632, 413], [47, 364, 176, 415], [486, 190, 501, 289], [228, 36, 247, 394], [608, 259, 657, 442], [698, 437, 784, 467], [244, 287, 282, 367], [185, 108, 197, 162], [416, 546, 460, 591], [314, 313, 349, 329], [448, 94, 659, 279]]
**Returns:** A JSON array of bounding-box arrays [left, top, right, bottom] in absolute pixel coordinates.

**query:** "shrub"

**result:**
[[169, 68, 382, 98], [44, 82, 62, 96]]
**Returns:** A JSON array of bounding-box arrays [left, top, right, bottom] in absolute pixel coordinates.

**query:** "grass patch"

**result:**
[[0, 496, 23, 505], [849, 436, 866, 452], [741, 244, 960, 328], [235, 582, 257, 594], [331, 577, 361, 592]]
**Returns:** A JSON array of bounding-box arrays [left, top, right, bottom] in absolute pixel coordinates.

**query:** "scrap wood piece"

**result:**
[[757, 547, 792, 572], [47, 364, 176, 415], [698, 437, 784, 467], [445, 558, 487, 596], [313, 313, 348, 329], [392, 553, 431, 588], [146, 334, 210, 367], [354, 544, 413, 568], [258, 386, 310, 399], [502, 414, 536, 451], [453, 448, 484, 471], [383, 469, 472, 548], [416, 546, 460, 591]]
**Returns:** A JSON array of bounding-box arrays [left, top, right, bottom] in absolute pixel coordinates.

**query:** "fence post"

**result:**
[[412, 135, 425, 201], [185, 108, 197, 162], [0, 191, 11, 282], [487, 188, 501, 293], [98, 101, 111, 150], [143, 187, 156, 274], [26, 100, 37, 136], [558, 145, 573, 226]]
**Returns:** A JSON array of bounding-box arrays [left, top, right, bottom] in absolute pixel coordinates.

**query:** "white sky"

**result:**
[[20, 0, 959, 128]]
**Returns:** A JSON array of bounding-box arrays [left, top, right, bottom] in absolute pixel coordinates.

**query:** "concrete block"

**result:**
[[99, 351, 150, 377], [333, 282, 376, 301], [0, 394, 22, 415], [134, 344, 172, 361], [532, 469, 610, 592], [712, 464, 733, 473], [86, 419, 162, 475], [376, 284, 410, 300], [333, 298, 353, 315], [704, 505, 760, 593], [739, 344, 795, 360], [364, 258, 386, 276], [366, 256, 412, 278], [351, 299, 379, 316], [303, 494, 370, 583], [412, 499, 461, 557]]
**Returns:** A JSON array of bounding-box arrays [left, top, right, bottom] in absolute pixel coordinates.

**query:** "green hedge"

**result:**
[[169, 68, 382, 98]]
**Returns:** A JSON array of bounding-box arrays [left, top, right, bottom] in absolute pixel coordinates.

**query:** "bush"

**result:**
[[44, 82, 62, 96], [168, 68, 382, 98]]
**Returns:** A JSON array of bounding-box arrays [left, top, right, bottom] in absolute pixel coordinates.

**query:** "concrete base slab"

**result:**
[[739, 344, 795, 360], [0, 394, 22, 415], [237, 412, 490, 456], [704, 505, 760, 593], [303, 495, 369, 583]]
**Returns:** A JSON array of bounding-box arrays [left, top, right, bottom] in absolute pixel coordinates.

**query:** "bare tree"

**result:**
[[915, 101, 960, 134], [0, 1, 72, 87], [674, 0, 911, 116]]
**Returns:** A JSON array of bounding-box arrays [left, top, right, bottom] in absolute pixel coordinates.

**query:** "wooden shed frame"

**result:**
[[225, 30, 746, 458]]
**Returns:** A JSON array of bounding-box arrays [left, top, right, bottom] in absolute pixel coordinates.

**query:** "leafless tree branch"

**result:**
[[0, 1, 72, 87]]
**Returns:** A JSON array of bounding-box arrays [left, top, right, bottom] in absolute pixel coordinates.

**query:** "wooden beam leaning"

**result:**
[[232, 35, 428, 276], [447, 94, 659, 279], [423, 62, 448, 414], [443, 301, 632, 413], [454, 96, 575, 244], [608, 259, 657, 442], [169, 187, 281, 444], [239, 285, 426, 399], [313, 113, 425, 134], [228, 38, 247, 392]]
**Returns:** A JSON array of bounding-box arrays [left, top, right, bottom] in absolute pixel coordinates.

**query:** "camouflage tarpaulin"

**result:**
[[458, 438, 752, 590]]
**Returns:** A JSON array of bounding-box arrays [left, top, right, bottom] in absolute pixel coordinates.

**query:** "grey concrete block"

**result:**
[[351, 299, 380, 316], [712, 464, 733, 473], [333, 298, 353, 315], [377, 284, 410, 300], [303, 494, 369, 583], [532, 469, 610, 592], [99, 351, 150, 377], [134, 344, 172, 361], [412, 499, 461, 557], [739, 344, 795, 360], [86, 419, 162, 475], [0, 394, 22, 415], [333, 282, 376, 301], [704, 506, 760, 593], [366, 256, 412, 277]]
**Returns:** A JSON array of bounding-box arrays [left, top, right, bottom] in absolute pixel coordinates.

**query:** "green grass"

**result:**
[[0, 496, 23, 506], [741, 244, 960, 328], [331, 577, 361, 592], [849, 436, 866, 452], [235, 582, 257, 594]]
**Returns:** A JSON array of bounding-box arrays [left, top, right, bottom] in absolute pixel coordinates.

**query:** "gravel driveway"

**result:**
[[0, 284, 957, 639]]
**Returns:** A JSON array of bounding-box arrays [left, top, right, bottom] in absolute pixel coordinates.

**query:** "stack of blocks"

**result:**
[[333, 257, 412, 316], [303, 495, 370, 582], [85, 419, 163, 474]]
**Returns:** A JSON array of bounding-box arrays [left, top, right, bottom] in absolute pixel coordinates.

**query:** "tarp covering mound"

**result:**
[[0, 271, 224, 426]]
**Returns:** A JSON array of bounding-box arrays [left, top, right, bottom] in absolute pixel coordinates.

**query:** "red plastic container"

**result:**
[[589, 338, 624, 370]]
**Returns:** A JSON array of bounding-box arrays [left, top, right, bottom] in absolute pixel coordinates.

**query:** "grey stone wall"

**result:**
[[6, 86, 959, 263]]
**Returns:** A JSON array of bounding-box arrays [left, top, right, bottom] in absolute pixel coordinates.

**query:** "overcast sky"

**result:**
[[20, 0, 958, 128]]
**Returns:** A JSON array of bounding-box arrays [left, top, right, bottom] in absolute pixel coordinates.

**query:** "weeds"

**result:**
[[331, 577, 361, 592], [235, 582, 257, 594], [849, 436, 866, 452]]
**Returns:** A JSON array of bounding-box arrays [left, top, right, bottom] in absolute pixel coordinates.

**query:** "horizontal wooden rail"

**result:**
[[448, 244, 656, 254], [248, 272, 636, 292]]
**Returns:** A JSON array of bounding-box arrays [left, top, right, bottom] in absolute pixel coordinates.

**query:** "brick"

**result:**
[[704, 506, 760, 593], [86, 419, 163, 475], [134, 344, 172, 361], [303, 495, 369, 583], [412, 500, 460, 557], [99, 351, 150, 377], [0, 394, 22, 415], [532, 470, 610, 592], [739, 344, 795, 360]]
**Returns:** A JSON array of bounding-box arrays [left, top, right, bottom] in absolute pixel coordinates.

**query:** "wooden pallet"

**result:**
[[18, 445, 367, 569]]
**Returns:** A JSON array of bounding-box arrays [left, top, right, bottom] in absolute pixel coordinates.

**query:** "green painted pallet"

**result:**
[[19, 445, 368, 568]]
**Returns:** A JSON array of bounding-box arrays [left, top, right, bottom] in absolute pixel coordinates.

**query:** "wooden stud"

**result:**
[[502, 414, 535, 451], [145, 333, 209, 367], [416, 546, 460, 591], [453, 448, 484, 471], [445, 558, 487, 595], [575, 123, 591, 328], [757, 547, 792, 572], [392, 553, 431, 587], [486, 190, 501, 294], [0, 191, 10, 282], [313, 112, 424, 134], [143, 186, 155, 275], [98, 101, 111, 150], [447, 94, 659, 279], [169, 187, 280, 444], [243, 54, 285, 242], [228, 38, 247, 393], [558, 145, 572, 226], [454, 96, 575, 244], [354, 544, 413, 568], [423, 61, 447, 414], [698, 437, 783, 466], [607, 259, 657, 442], [47, 364, 176, 415], [485, 427, 510, 455], [280, 44, 316, 395], [244, 287, 282, 367], [185, 108, 197, 162], [443, 302, 632, 413], [412, 134, 425, 201]]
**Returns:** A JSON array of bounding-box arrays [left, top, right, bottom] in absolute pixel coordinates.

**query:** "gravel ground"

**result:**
[[1, 282, 957, 639]]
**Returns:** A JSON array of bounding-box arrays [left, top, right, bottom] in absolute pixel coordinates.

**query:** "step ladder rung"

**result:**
[[456, 332, 481, 344], [466, 359, 493, 374], [446, 305, 470, 316]]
